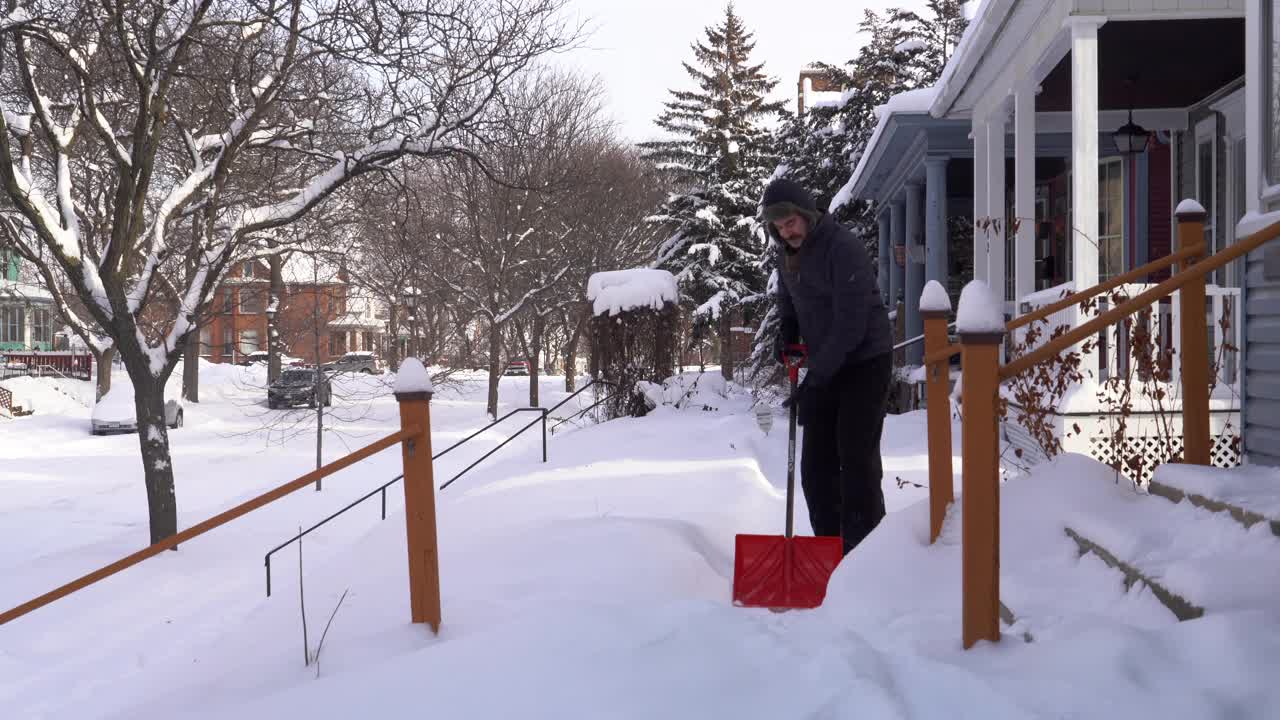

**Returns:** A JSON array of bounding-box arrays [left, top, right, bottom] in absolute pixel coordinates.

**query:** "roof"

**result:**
[[0, 279, 55, 303], [829, 86, 942, 210], [927, 0, 1011, 118]]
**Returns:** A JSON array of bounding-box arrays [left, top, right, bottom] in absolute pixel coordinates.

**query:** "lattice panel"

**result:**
[[1088, 433, 1241, 486]]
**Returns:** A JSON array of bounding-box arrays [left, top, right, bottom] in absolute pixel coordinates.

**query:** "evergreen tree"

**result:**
[[746, 1, 968, 381], [641, 3, 785, 381]]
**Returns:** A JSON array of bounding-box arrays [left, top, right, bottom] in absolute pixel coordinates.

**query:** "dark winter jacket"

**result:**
[[774, 213, 892, 387]]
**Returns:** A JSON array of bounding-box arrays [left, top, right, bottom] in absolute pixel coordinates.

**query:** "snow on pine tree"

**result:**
[[640, 4, 784, 382], [745, 0, 968, 381]]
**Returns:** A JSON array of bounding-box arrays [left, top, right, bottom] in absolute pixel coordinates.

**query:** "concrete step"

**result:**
[[1062, 474, 1280, 621], [1149, 464, 1280, 537]]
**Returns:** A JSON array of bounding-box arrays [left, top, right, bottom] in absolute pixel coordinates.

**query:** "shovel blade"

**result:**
[[732, 534, 844, 610]]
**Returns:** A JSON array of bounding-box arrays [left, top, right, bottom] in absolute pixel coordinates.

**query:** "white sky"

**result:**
[[553, 0, 935, 144]]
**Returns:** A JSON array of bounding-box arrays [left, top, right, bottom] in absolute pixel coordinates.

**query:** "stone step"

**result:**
[[1149, 464, 1280, 537], [1062, 475, 1280, 621]]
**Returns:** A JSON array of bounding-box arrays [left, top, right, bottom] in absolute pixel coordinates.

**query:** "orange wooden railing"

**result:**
[[922, 204, 1280, 649], [0, 387, 443, 633]]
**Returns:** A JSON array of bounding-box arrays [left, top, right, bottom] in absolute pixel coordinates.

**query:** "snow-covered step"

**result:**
[[1148, 464, 1280, 537], [1061, 473, 1280, 622]]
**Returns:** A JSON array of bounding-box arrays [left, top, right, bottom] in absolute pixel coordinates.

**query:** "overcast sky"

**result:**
[[553, 0, 935, 143]]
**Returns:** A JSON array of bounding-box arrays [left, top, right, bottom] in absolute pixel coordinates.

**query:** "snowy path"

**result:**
[[3, 366, 1278, 719]]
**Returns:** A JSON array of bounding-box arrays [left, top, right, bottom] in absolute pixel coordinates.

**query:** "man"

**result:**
[[763, 177, 893, 556]]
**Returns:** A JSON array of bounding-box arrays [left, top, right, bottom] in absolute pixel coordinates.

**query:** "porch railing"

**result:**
[[920, 202, 1280, 649]]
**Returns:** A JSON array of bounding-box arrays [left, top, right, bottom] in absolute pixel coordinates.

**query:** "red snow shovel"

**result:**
[[733, 344, 844, 610]]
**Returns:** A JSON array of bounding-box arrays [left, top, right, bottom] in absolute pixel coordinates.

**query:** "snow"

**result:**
[[3, 365, 1280, 718], [955, 280, 1005, 334], [894, 38, 927, 53], [1154, 463, 1280, 521], [1236, 209, 1280, 238], [394, 358, 433, 394], [920, 279, 952, 313], [1175, 198, 1207, 216], [1018, 280, 1074, 307], [587, 269, 678, 317], [830, 86, 939, 211]]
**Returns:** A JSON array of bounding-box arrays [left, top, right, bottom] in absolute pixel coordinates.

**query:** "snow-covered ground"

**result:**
[[2, 364, 1277, 719]]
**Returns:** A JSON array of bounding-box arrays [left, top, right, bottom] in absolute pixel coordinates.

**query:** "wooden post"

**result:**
[[923, 310, 954, 543], [960, 330, 1002, 649], [396, 388, 441, 633], [1175, 206, 1210, 466]]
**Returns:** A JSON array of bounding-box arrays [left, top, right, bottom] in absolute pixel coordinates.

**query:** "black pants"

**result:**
[[799, 352, 892, 555]]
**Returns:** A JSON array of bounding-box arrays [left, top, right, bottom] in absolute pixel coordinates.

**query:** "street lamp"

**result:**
[[402, 286, 420, 361], [265, 297, 279, 381]]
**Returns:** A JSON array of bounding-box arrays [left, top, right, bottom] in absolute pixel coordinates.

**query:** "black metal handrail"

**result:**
[[263, 379, 611, 596]]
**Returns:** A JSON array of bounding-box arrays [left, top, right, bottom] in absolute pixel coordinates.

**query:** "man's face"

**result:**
[[772, 213, 809, 249]]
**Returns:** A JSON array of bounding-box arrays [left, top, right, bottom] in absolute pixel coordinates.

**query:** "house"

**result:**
[[841, 0, 1280, 471], [199, 254, 388, 366], [0, 249, 55, 352]]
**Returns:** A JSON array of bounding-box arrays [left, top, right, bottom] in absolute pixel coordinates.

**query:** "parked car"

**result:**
[[322, 351, 381, 374], [91, 386, 184, 435], [503, 360, 529, 376], [240, 351, 304, 367], [268, 368, 332, 409]]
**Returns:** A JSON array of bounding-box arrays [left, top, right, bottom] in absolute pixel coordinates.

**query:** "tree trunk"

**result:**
[[486, 319, 502, 419], [529, 313, 544, 407], [132, 375, 178, 544], [95, 345, 115, 401], [387, 301, 400, 372], [268, 253, 284, 383], [719, 313, 734, 382], [563, 308, 588, 392], [182, 330, 199, 402]]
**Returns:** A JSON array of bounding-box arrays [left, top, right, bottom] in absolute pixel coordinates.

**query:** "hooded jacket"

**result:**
[[773, 212, 893, 387]]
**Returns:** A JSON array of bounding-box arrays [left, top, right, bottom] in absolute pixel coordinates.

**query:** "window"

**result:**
[[31, 308, 50, 345], [223, 288, 235, 314], [244, 261, 256, 278], [329, 332, 346, 357], [239, 288, 265, 314], [1098, 159, 1125, 282], [238, 329, 259, 355], [1, 306, 24, 344], [199, 326, 212, 357], [222, 327, 235, 359]]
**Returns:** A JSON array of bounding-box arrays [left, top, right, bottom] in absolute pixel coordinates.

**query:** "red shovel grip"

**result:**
[[783, 343, 807, 384]]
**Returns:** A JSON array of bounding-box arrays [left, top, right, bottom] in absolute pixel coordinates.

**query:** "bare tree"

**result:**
[[0, 0, 576, 543]]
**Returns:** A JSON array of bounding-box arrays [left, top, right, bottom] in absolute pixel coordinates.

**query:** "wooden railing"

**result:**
[[0, 385, 443, 633], [921, 203, 1280, 649]]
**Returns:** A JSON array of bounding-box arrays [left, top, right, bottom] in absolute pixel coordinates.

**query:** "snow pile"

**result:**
[[894, 38, 927, 53], [956, 280, 1005, 333], [919, 279, 951, 313], [1154, 463, 1280, 519], [634, 370, 733, 412], [587, 269, 679, 317], [1236, 208, 1280, 238], [394, 357, 433, 394]]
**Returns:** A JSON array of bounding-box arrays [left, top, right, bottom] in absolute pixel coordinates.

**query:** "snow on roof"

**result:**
[[920, 280, 952, 313], [830, 85, 939, 212], [0, 279, 54, 302], [394, 357, 433, 394], [956, 280, 1005, 334], [928, 0, 1006, 117], [587, 269, 678, 317]]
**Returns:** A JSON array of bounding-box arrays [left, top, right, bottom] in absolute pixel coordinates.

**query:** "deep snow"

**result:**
[[2, 363, 1277, 719]]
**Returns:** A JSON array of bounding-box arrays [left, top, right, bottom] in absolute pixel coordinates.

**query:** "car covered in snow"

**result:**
[[503, 360, 529, 376], [267, 368, 332, 409], [321, 351, 381, 374], [90, 386, 184, 435]]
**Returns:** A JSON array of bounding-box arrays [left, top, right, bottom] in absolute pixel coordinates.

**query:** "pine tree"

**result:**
[[641, 4, 785, 381], [746, 1, 968, 381]]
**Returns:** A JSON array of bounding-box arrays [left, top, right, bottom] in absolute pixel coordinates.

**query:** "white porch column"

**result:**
[[1071, 18, 1103, 292], [1014, 84, 1037, 306], [877, 210, 892, 303], [972, 117, 989, 284], [905, 182, 925, 365], [925, 157, 949, 289], [986, 112, 1008, 303]]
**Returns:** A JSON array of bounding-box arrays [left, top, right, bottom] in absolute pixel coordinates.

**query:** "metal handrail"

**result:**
[[263, 379, 612, 595], [894, 322, 957, 352]]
